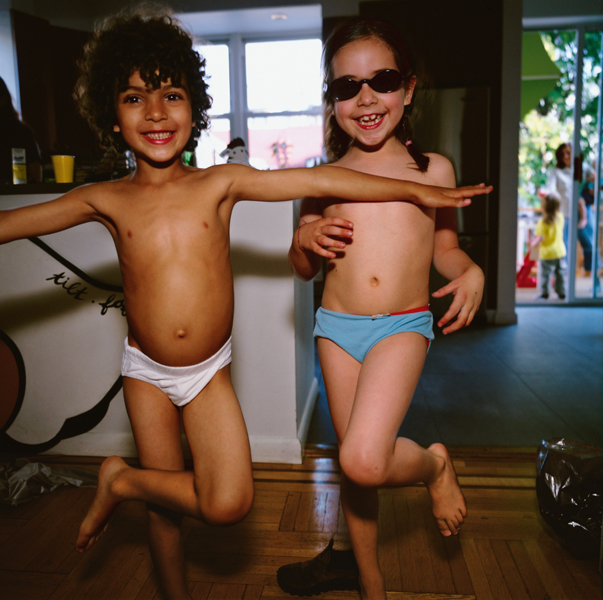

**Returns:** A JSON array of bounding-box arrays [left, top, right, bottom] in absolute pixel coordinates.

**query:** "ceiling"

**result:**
[[178, 5, 322, 37]]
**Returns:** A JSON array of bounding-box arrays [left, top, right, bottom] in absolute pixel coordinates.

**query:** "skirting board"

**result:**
[[296, 377, 319, 449], [249, 435, 303, 464], [486, 309, 518, 325], [42, 431, 306, 465], [42, 433, 138, 458]]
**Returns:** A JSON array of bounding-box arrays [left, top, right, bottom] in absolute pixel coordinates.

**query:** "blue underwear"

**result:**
[[314, 307, 434, 363]]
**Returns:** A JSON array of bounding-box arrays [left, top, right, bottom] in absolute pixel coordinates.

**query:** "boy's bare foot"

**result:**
[[358, 570, 386, 600], [76, 455, 129, 552], [426, 443, 467, 536]]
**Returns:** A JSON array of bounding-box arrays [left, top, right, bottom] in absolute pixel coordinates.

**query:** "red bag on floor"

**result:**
[[516, 251, 537, 288]]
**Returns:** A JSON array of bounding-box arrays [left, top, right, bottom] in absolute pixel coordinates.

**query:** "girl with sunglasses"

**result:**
[[283, 18, 487, 600]]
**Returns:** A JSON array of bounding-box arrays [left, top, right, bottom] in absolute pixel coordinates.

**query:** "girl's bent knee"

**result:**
[[339, 445, 388, 487]]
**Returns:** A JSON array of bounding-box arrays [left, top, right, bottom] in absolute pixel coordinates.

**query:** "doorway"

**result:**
[[516, 24, 603, 304]]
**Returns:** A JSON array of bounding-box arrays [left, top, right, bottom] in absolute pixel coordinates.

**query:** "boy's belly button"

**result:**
[[370, 277, 379, 287], [176, 329, 186, 338]]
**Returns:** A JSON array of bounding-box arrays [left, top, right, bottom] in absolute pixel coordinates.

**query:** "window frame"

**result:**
[[196, 29, 323, 149]]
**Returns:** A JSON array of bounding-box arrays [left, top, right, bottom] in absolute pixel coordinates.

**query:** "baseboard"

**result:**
[[486, 309, 518, 325], [41, 432, 305, 464], [296, 376, 319, 449], [42, 432, 138, 458], [249, 435, 303, 464]]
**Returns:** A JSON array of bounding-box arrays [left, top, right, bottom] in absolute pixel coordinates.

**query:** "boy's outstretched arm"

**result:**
[[0, 186, 99, 244], [227, 164, 492, 208]]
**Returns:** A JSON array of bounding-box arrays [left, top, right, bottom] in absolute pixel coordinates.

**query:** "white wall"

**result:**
[[230, 199, 313, 463], [291, 200, 319, 447], [0, 193, 133, 457]]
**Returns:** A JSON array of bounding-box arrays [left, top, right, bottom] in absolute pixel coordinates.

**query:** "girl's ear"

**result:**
[[404, 76, 417, 106], [113, 123, 121, 133]]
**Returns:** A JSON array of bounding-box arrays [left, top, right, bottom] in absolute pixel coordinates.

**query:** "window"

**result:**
[[195, 36, 323, 169]]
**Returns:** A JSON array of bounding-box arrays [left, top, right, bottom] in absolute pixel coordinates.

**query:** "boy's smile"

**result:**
[[114, 71, 195, 165]]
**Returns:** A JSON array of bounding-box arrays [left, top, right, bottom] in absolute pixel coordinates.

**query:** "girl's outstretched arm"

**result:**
[[0, 185, 99, 244], [227, 163, 491, 208], [287, 197, 354, 281]]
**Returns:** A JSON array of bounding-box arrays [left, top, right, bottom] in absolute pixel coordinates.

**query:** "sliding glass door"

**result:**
[[517, 23, 603, 304]]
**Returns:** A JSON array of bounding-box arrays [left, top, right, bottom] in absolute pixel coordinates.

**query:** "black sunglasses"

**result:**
[[328, 70, 404, 101]]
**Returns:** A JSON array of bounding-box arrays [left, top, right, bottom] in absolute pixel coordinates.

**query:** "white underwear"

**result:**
[[121, 337, 232, 407]]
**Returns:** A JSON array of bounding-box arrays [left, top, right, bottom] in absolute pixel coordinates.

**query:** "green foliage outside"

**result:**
[[518, 31, 602, 209]]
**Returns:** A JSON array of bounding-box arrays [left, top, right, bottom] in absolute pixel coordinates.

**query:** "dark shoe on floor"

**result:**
[[276, 538, 359, 596], [558, 294, 566, 300], [535, 294, 549, 300]]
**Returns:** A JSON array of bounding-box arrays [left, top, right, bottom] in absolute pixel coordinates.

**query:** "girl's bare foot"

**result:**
[[426, 443, 466, 536], [76, 455, 130, 552]]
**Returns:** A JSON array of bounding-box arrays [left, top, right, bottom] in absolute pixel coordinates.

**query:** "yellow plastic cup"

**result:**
[[51, 155, 75, 183]]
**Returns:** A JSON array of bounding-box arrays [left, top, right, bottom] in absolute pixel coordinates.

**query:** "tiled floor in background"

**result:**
[[307, 306, 603, 448]]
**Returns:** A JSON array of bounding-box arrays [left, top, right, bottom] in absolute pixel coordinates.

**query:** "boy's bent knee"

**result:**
[[199, 488, 254, 526]]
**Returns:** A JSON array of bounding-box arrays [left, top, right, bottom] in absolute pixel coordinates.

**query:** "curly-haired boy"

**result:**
[[0, 9, 490, 599]]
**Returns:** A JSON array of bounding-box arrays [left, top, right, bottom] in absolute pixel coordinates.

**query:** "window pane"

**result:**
[[247, 115, 323, 170], [195, 118, 230, 168], [245, 40, 323, 113], [196, 43, 230, 116]]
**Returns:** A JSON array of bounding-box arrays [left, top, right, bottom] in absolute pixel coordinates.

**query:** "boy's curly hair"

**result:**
[[75, 8, 211, 152]]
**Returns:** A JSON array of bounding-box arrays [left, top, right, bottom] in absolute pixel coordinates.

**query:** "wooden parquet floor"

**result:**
[[0, 447, 600, 600]]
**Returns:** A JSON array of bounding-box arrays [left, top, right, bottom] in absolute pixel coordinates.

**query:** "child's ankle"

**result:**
[[426, 450, 446, 486], [358, 572, 386, 600]]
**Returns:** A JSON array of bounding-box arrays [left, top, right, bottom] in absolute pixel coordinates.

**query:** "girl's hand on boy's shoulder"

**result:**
[[432, 264, 484, 335], [297, 217, 353, 258], [411, 183, 493, 209]]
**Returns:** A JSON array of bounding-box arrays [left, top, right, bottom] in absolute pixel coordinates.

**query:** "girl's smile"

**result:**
[[331, 37, 414, 151], [355, 113, 385, 129]]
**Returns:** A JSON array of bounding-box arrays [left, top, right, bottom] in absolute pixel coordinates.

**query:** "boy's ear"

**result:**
[[113, 124, 121, 133], [404, 76, 417, 106]]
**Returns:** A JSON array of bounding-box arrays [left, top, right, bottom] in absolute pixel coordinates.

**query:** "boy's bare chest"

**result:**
[[103, 195, 231, 256]]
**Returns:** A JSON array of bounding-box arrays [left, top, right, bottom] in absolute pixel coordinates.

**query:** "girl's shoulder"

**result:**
[[422, 152, 455, 186]]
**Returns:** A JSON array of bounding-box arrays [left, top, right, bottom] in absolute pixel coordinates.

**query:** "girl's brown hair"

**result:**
[[542, 193, 561, 226], [554, 143, 571, 170], [322, 18, 429, 171]]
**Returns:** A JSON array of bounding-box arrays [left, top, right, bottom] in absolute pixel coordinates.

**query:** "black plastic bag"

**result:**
[[536, 438, 602, 558]]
